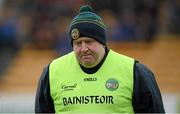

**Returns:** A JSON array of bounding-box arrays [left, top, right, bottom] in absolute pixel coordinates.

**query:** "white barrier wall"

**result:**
[[0, 93, 35, 113]]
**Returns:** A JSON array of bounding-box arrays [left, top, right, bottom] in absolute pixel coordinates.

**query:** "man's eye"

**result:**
[[86, 41, 90, 43], [85, 40, 92, 44], [74, 42, 81, 46]]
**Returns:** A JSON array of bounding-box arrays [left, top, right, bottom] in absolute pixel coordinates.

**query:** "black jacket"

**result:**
[[35, 53, 165, 113]]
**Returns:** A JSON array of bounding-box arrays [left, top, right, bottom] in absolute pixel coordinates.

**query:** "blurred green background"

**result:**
[[0, 0, 180, 113]]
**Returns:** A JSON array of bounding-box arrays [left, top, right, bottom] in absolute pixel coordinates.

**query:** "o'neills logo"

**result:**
[[61, 84, 77, 91], [71, 28, 79, 40], [63, 95, 113, 106], [105, 78, 119, 91]]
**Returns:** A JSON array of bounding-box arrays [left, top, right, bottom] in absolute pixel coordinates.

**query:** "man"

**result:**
[[35, 5, 165, 113]]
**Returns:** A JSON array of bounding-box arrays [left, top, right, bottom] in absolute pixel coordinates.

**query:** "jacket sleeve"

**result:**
[[35, 65, 55, 113], [132, 61, 165, 113]]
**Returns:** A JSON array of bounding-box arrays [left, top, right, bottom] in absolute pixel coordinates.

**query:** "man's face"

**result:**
[[73, 37, 105, 68]]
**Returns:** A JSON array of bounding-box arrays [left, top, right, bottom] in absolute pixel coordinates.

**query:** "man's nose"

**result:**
[[81, 42, 88, 52]]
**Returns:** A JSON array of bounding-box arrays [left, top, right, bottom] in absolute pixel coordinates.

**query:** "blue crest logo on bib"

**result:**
[[105, 78, 119, 91]]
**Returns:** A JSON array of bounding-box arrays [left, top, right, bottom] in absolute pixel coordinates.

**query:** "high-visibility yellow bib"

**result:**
[[49, 50, 135, 113]]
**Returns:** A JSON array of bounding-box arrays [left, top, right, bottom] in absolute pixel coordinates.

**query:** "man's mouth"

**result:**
[[81, 55, 92, 60]]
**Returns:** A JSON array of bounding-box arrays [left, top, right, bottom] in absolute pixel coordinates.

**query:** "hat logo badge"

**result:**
[[71, 28, 79, 40]]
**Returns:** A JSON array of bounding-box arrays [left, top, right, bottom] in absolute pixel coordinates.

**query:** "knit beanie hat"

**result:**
[[69, 5, 106, 46]]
